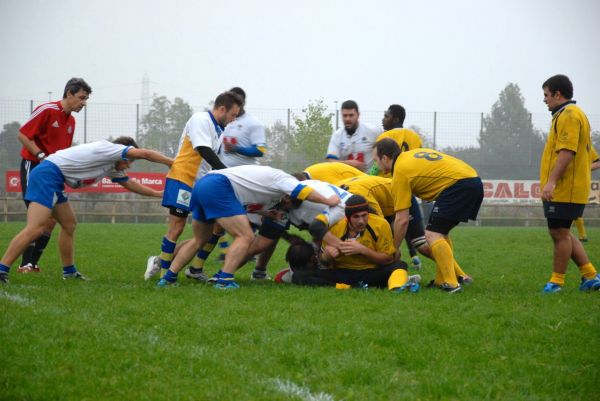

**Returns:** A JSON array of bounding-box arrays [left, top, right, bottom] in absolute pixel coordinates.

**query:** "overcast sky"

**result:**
[[1, 0, 599, 116]]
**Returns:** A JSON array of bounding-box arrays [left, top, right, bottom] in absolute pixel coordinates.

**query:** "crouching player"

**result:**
[[280, 195, 420, 292], [156, 165, 340, 289]]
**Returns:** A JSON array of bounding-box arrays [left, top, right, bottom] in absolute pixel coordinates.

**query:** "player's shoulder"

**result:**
[[359, 122, 383, 136]]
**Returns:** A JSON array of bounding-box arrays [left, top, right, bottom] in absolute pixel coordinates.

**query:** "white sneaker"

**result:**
[[184, 267, 209, 282], [144, 256, 161, 281], [408, 274, 422, 284]]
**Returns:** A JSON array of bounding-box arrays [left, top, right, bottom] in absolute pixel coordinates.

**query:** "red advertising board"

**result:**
[[5, 171, 166, 193]]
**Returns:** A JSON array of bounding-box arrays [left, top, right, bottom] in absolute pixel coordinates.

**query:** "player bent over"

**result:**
[[156, 165, 339, 289], [372, 139, 482, 293], [0, 137, 172, 283]]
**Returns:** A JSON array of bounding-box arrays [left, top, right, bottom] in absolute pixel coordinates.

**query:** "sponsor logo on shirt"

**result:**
[[68, 126, 73, 135], [52, 121, 60, 128]]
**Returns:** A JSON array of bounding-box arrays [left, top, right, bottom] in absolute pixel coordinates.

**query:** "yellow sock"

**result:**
[[550, 272, 565, 286], [388, 268, 408, 290], [444, 237, 469, 279], [578, 262, 597, 280], [430, 239, 458, 286], [335, 283, 351, 290], [574, 218, 587, 239]]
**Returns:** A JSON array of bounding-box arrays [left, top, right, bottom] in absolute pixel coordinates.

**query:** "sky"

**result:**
[[1, 0, 599, 116]]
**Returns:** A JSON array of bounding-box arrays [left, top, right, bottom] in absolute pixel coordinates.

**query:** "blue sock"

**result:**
[[215, 270, 234, 284], [63, 265, 77, 275], [163, 269, 178, 283], [0, 263, 10, 273]]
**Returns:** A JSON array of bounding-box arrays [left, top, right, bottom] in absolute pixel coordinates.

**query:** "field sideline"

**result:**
[[1, 223, 599, 401]]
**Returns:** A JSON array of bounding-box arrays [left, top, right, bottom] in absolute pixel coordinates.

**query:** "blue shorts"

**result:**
[[161, 178, 193, 213], [191, 174, 246, 222], [24, 160, 68, 209]]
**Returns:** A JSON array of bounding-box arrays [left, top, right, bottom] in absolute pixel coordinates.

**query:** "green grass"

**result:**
[[1, 223, 599, 401]]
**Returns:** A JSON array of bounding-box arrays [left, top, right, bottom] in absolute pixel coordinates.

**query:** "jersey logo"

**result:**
[[176, 189, 191, 207], [245, 203, 264, 213], [67, 126, 73, 134], [52, 120, 60, 128]]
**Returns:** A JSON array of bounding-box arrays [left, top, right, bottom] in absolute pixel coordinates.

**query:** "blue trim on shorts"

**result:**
[[24, 160, 68, 209], [191, 174, 246, 222]]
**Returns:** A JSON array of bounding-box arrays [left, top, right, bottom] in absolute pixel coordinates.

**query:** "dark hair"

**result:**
[[542, 74, 573, 99], [341, 100, 359, 112], [214, 91, 244, 110], [345, 194, 371, 218], [373, 137, 401, 159], [229, 87, 246, 101], [285, 241, 316, 271], [291, 172, 308, 181], [112, 136, 138, 148], [63, 77, 92, 98], [387, 104, 406, 126]]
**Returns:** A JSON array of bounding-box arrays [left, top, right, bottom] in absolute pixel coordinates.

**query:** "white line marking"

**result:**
[[271, 378, 337, 401]]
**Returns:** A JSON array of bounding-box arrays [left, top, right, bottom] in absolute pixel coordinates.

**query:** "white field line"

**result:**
[[271, 378, 337, 401], [0, 290, 33, 306]]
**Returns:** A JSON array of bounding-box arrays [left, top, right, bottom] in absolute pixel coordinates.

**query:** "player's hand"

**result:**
[[323, 245, 340, 259], [338, 239, 363, 256], [541, 182, 555, 201], [264, 210, 285, 221], [394, 249, 402, 261]]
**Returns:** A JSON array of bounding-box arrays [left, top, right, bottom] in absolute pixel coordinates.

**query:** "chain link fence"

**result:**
[[1, 99, 599, 225]]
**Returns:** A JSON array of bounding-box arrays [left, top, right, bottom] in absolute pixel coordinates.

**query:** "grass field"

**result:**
[[1, 222, 599, 401]]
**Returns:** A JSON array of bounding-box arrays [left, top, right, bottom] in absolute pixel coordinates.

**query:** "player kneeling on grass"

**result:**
[[277, 195, 420, 292], [156, 165, 340, 289], [0, 137, 173, 284]]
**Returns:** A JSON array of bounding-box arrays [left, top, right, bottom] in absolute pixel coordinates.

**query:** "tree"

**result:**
[[138, 95, 193, 157], [477, 83, 545, 179], [288, 99, 333, 171], [0, 122, 23, 193], [264, 120, 294, 170]]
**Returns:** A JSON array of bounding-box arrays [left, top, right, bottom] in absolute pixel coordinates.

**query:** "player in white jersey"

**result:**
[[145, 92, 242, 283], [200, 87, 267, 276], [326, 100, 382, 172], [220, 87, 266, 168], [156, 165, 340, 289], [0, 137, 172, 284]]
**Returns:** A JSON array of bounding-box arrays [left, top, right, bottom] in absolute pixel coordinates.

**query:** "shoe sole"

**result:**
[[144, 257, 160, 281]]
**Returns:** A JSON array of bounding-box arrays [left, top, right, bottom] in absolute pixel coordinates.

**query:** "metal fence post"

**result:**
[[30, 100, 33, 114], [136, 104, 140, 141], [433, 111, 437, 150], [287, 108, 291, 134], [84, 106, 88, 143]]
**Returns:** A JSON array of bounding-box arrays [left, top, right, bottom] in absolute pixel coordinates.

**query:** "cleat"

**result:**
[[144, 256, 161, 281], [274, 268, 293, 284], [579, 274, 600, 292], [542, 282, 562, 293], [214, 281, 240, 290], [393, 275, 421, 293], [411, 256, 422, 270], [0, 272, 8, 284], [63, 271, 89, 281], [18, 263, 41, 273], [579, 237, 588, 242], [184, 267, 209, 282], [251, 269, 271, 280], [440, 283, 462, 293], [458, 275, 474, 285]]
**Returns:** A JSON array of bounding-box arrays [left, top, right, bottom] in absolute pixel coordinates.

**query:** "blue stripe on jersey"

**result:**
[[326, 154, 339, 160], [121, 146, 132, 160], [290, 183, 306, 199]]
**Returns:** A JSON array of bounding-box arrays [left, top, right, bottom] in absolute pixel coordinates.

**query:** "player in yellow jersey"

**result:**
[[372, 138, 483, 293], [336, 175, 432, 267], [144, 91, 243, 281], [284, 195, 420, 292], [369, 104, 423, 177], [302, 161, 366, 184], [539, 75, 600, 293]]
